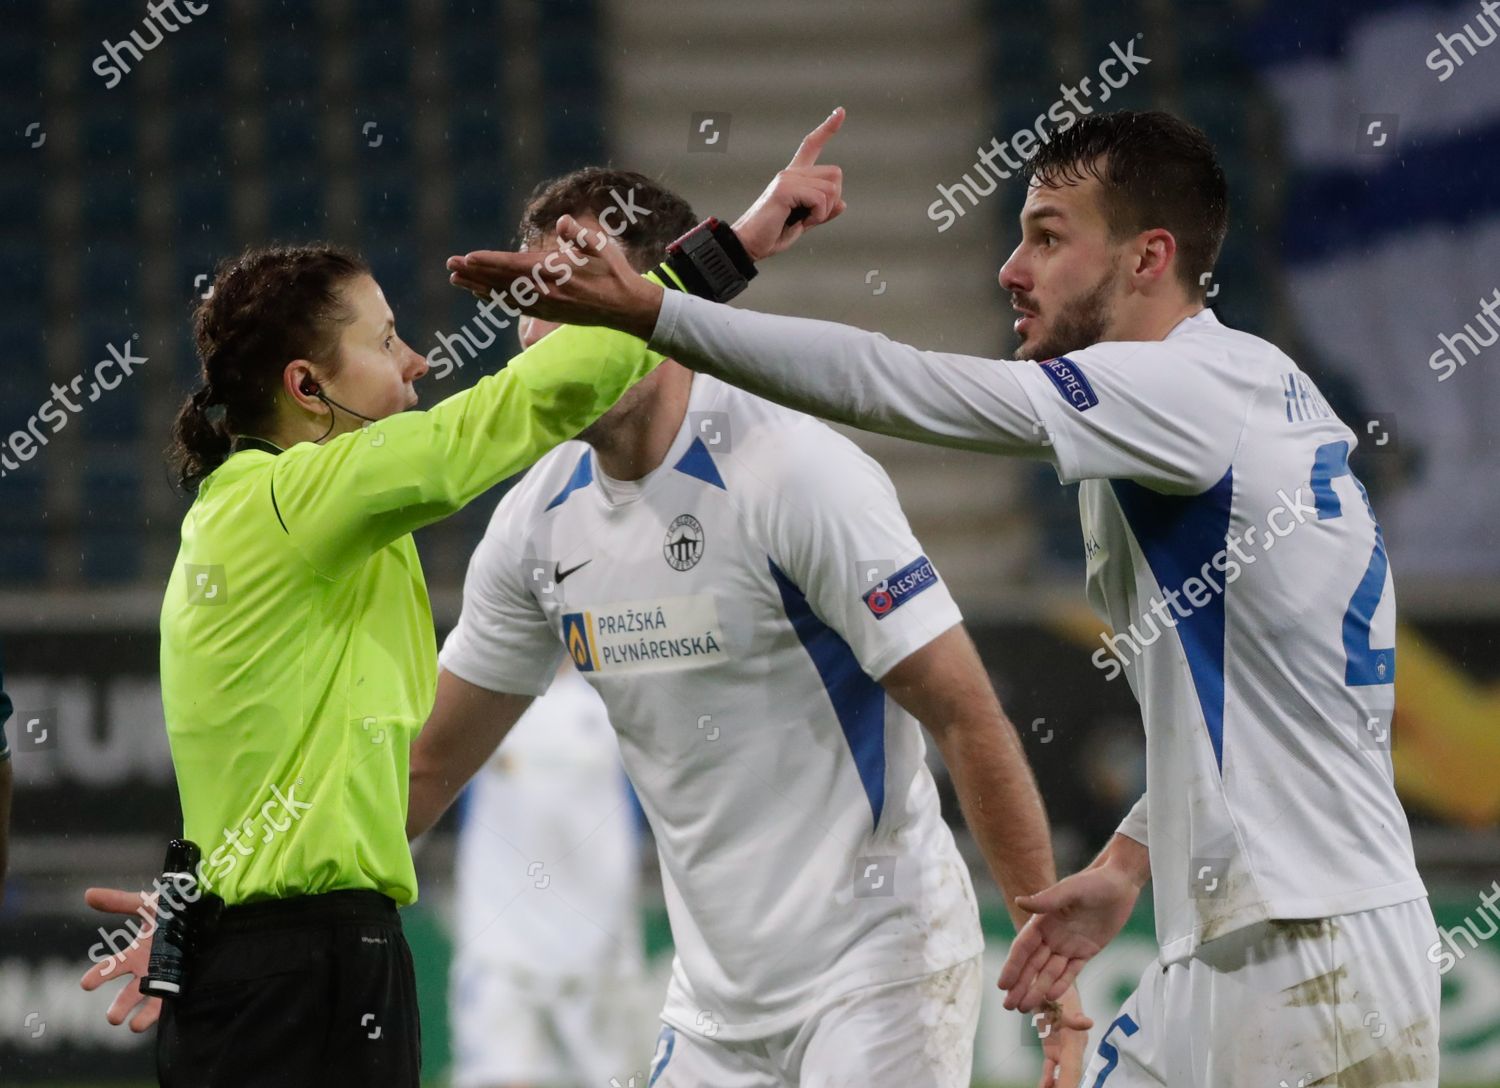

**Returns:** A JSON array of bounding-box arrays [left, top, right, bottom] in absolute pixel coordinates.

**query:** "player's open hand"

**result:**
[[731, 107, 847, 262], [447, 216, 661, 339], [999, 865, 1140, 1015], [79, 886, 163, 1033], [1032, 985, 1091, 1088]]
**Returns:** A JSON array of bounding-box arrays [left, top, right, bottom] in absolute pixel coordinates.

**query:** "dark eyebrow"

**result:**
[[1020, 204, 1067, 227]]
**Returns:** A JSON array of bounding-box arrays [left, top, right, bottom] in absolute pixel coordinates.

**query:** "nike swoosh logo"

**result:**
[[554, 559, 591, 584]]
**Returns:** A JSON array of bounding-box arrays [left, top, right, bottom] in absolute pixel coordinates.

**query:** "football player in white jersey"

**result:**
[[449, 661, 645, 1088], [448, 109, 1440, 1087], [415, 150, 1091, 1087]]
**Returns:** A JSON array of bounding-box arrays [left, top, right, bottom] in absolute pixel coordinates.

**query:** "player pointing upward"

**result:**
[[450, 109, 1438, 1087]]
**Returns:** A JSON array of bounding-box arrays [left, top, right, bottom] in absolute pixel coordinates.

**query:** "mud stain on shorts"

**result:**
[[1282, 964, 1348, 1008]]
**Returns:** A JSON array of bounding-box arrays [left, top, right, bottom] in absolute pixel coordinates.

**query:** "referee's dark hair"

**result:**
[[168, 244, 370, 492], [518, 168, 698, 273], [1023, 110, 1229, 302]]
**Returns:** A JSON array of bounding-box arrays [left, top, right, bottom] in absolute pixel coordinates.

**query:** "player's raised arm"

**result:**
[[445, 108, 849, 339]]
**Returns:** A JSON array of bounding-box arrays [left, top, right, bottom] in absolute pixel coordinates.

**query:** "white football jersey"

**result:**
[[648, 292, 1428, 966], [1008, 311, 1425, 961], [451, 663, 640, 981], [440, 374, 981, 1040]]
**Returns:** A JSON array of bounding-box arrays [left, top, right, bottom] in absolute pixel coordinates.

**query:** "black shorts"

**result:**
[[156, 889, 421, 1088]]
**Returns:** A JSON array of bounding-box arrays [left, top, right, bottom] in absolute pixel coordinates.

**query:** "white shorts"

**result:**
[[648, 956, 982, 1088], [1082, 897, 1440, 1088], [450, 960, 643, 1088]]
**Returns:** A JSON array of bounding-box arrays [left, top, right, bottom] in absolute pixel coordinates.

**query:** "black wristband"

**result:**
[[656, 217, 758, 303]]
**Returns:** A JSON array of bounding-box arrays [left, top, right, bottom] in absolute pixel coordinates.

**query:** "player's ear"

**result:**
[[1134, 228, 1177, 288]]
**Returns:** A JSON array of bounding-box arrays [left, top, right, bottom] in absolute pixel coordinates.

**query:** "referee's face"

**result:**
[[999, 174, 1123, 361], [326, 275, 429, 420]]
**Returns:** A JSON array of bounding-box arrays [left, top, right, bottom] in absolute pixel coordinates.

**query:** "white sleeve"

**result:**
[[652, 291, 1254, 492], [756, 422, 964, 682], [1006, 340, 1255, 491], [651, 289, 1050, 458], [1116, 792, 1148, 846], [439, 502, 565, 697]]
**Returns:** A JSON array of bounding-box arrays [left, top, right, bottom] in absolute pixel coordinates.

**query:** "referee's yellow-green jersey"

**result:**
[[161, 316, 667, 907]]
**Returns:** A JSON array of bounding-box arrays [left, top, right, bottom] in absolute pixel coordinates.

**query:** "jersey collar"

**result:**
[[230, 436, 285, 457], [1165, 307, 1220, 340]]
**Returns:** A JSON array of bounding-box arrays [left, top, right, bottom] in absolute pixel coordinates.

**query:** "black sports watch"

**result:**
[[658, 217, 758, 303]]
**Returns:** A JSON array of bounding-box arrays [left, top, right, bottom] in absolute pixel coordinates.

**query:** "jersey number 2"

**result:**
[[1310, 441, 1395, 686]]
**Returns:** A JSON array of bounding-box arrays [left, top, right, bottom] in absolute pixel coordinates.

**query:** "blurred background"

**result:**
[[1, 0, 1497, 1084]]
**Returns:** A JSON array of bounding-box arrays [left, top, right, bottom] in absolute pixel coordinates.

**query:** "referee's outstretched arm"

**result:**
[[258, 313, 675, 579]]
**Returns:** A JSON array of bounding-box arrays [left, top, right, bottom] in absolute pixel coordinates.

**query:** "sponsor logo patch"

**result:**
[[561, 594, 726, 674], [862, 555, 939, 620], [1039, 356, 1098, 412]]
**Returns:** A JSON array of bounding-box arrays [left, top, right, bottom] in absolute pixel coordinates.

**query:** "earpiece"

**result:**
[[299, 377, 321, 397]]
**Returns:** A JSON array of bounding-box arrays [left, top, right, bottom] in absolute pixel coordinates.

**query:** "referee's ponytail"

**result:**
[[168, 244, 370, 492]]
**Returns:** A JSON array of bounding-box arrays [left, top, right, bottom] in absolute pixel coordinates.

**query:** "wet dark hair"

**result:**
[[517, 167, 697, 272], [168, 244, 370, 491], [1023, 110, 1229, 301]]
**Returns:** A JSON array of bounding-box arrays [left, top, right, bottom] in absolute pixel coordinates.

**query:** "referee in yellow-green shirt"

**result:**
[[77, 109, 847, 1088]]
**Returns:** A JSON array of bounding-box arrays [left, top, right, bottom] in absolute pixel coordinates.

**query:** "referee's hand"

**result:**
[[79, 886, 163, 1032]]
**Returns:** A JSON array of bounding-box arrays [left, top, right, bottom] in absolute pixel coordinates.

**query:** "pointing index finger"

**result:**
[[789, 107, 845, 168]]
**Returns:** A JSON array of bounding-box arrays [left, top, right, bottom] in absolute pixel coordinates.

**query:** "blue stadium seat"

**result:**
[[0, 172, 42, 234], [261, 38, 318, 97], [175, 175, 233, 235], [266, 174, 327, 236], [989, 22, 1052, 75], [364, 244, 419, 318], [264, 103, 323, 161], [81, 450, 144, 584], [354, 29, 411, 91], [0, 322, 48, 432], [80, 242, 142, 306], [1178, 10, 1246, 81], [452, 165, 512, 239], [353, 0, 413, 19], [80, 106, 136, 165], [170, 105, 228, 165], [446, 34, 502, 89], [0, 242, 45, 312], [269, 0, 321, 31], [0, 467, 48, 584], [446, 103, 506, 161], [81, 172, 141, 236], [1074, 8, 1143, 59], [361, 171, 416, 233], [173, 319, 204, 390], [355, 100, 412, 163], [170, 28, 230, 97], [77, 324, 146, 441], [0, 29, 43, 94], [536, 0, 604, 170]]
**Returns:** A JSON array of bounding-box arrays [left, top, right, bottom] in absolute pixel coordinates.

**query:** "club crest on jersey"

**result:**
[[664, 513, 705, 571], [1039, 356, 1098, 411], [862, 555, 939, 620]]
